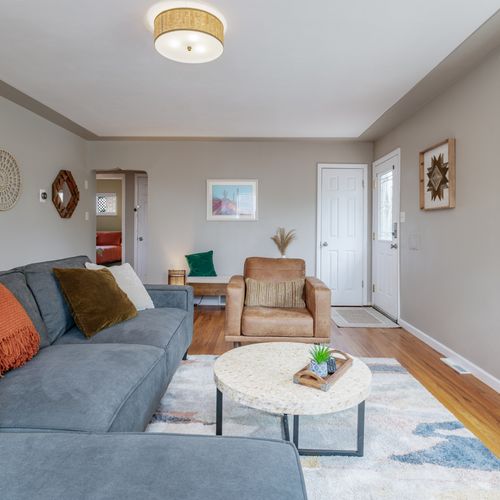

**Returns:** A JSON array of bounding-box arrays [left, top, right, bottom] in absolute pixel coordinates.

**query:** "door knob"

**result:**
[[321, 242, 328, 247], [138, 237, 144, 242], [390, 243, 398, 249]]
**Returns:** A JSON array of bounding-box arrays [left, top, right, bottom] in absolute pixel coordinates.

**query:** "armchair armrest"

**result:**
[[224, 275, 245, 337], [304, 277, 331, 339], [145, 284, 194, 314]]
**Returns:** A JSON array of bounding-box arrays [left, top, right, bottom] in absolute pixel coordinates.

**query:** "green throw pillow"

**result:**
[[185, 250, 217, 277]]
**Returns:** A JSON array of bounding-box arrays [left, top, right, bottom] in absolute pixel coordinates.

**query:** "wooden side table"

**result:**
[[186, 276, 230, 305]]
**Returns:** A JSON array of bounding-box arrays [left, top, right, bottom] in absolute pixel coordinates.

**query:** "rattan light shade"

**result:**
[[154, 7, 224, 63]]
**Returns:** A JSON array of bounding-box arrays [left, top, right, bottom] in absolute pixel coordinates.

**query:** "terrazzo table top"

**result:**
[[214, 342, 372, 415]]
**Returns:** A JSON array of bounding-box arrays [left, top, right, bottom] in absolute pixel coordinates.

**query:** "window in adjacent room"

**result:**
[[96, 193, 117, 216]]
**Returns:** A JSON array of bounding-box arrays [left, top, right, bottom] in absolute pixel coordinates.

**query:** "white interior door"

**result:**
[[134, 175, 148, 282], [318, 166, 366, 306], [372, 151, 400, 320]]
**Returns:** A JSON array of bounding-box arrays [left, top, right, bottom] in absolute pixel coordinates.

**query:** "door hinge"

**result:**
[[372, 232, 376, 240], [372, 284, 375, 293], [362, 280, 364, 288], [362, 179, 365, 188]]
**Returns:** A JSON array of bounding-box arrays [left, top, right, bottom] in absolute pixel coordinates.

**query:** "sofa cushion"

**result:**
[[245, 277, 306, 308], [56, 308, 192, 386], [85, 262, 154, 311], [25, 270, 75, 343], [242, 306, 313, 337], [53, 268, 138, 337], [0, 433, 307, 500], [96, 245, 122, 265], [0, 343, 166, 432], [21, 255, 90, 274], [0, 284, 40, 375], [186, 250, 217, 276], [0, 271, 50, 347], [244, 257, 305, 281], [96, 231, 122, 246], [23, 256, 89, 343]]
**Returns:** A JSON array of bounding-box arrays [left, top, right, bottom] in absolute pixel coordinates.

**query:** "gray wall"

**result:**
[[95, 179, 122, 232], [375, 46, 500, 378], [0, 97, 95, 270], [86, 141, 373, 283]]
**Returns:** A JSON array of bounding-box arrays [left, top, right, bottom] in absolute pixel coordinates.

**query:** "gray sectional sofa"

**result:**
[[0, 256, 307, 500]]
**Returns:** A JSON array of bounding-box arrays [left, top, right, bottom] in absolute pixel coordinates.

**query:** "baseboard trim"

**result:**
[[399, 319, 500, 393]]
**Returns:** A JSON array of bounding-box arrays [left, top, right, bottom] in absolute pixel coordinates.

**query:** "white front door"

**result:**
[[372, 151, 400, 320], [134, 175, 148, 282], [319, 166, 366, 306]]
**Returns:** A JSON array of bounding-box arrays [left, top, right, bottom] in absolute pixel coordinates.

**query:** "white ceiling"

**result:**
[[1, 0, 499, 137]]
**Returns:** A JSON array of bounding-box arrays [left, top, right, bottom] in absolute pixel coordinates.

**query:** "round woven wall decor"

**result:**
[[0, 150, 21, 211]]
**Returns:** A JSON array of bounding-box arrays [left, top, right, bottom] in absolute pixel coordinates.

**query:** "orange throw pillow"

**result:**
[[0, 283, 40, 376]]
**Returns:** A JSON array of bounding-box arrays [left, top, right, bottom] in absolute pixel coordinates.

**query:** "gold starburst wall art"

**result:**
[[419, 138, 456, 210]]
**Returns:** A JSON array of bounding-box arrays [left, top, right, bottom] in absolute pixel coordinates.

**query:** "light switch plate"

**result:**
[[84, 180, 89, 190], [85, 211, 89, 221], [39, 189, 48, 203], [400, 211, 406, 223], [409, 233, 421, 251]]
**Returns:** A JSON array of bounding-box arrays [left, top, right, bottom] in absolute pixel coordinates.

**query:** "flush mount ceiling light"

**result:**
[[147, 2, 226, 63]]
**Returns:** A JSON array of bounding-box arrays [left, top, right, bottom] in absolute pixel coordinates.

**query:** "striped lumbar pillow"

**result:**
[[244, 278, 306, 308]]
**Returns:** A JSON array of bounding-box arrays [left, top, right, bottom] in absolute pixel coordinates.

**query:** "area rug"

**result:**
[[147, 356, 499, 499], [332, 306, 400, 328]]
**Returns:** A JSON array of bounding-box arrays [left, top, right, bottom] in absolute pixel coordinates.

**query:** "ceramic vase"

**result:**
[[327, 357, 337, 374], [309, 360, 328, 378]]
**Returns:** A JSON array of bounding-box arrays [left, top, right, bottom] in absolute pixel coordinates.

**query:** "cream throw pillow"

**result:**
[[244, 278, 306, 308], [85, 263, 154, 311]]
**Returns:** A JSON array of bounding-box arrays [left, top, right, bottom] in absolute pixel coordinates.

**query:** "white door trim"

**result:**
[[134, 173, 148, 275], [316, 163, 369, 305], [372, 148, 401, 321], [96, 172, 126, 263]]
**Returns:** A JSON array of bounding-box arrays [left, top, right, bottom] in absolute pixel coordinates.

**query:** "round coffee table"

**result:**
[[213, 342, 372, 456]]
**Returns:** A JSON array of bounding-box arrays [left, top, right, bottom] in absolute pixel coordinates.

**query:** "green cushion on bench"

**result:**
[[185, 250, 217, 277]]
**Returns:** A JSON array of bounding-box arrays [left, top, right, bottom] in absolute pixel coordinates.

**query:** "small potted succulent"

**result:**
[[309, 345, 331, 378]]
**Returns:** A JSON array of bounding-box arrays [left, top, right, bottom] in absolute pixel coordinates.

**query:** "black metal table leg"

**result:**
[[216, 389, 223, 435], [281, 414, 290, 441], [281, 401, 366, 457], [357, 399, 365, 456], [293, 415, 299, 448]]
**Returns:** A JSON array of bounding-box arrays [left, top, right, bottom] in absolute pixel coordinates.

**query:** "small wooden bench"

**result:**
[[186, 276, 231, 304]]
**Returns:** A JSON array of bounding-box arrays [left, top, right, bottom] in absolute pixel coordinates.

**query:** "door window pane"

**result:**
[[378, 171, 393, 241]]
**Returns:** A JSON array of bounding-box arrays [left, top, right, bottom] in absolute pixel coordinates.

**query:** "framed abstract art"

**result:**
[[419, 138, 456, 210], [207, 179, 258, 221]]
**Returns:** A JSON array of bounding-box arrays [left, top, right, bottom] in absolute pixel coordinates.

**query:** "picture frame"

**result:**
[[419, 138, 456, 210], [207, 179, 258, 221]]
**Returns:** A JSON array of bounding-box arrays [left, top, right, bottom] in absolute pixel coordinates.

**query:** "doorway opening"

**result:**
[[316, 163, 368, 306], [94, 170, 149, 282]]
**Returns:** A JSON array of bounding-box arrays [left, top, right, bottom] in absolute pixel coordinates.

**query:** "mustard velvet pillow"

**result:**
[[53, 268, 137, 338], [244, 278, 306, 308]]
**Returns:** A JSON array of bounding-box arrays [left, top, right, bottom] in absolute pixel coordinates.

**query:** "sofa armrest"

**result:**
[[224, 275, 245, 337], [145, 285, 194, 314], [304, 277, 331, 339]]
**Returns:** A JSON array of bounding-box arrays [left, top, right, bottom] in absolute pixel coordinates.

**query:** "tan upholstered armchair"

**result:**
[[225, 257, 331, 347]]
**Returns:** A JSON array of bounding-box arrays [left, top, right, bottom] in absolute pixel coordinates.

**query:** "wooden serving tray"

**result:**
[[293, 350, 353, 392]]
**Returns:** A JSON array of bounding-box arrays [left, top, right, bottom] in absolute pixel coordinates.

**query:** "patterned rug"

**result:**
[[146, 356, 499, 499]]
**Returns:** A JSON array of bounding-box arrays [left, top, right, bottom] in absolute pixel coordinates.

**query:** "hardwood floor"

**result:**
[[189, 306, 500, 456]]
